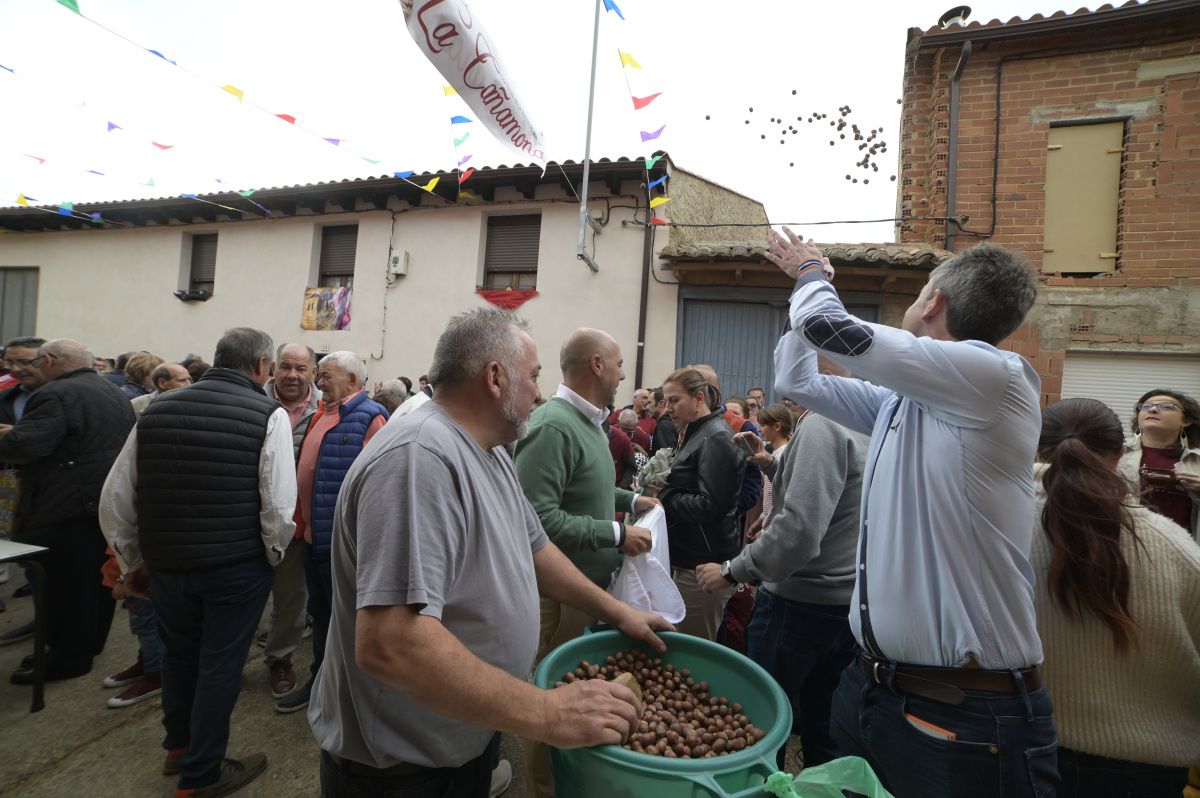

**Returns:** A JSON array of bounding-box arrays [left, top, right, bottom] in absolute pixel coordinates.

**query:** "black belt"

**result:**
[[859, 650, 1042, 705], [323, 750, 429, 778]]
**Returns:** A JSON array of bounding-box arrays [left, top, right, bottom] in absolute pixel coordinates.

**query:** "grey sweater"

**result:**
[[728, 413, 867, 605]]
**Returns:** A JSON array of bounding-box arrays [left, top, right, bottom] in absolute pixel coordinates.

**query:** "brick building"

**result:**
[[900, 0, 1200, 425]]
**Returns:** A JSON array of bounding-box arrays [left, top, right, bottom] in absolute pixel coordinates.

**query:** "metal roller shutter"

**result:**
[[189, 234, 218, 287], [1061, 352, 1200, 431], [319, 225, 359, 277], [485, 215, 540, 272]]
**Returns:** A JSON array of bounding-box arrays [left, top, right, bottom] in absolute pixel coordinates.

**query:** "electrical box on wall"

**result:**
[[389, 251, 409, 277]]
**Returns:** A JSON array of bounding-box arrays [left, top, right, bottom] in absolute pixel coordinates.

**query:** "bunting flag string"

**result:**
[[44, 0, 389, 171], [607, 2, 670, 220]]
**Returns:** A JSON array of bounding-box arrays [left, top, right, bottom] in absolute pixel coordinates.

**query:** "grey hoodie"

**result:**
[[728, 413, 868, 605]]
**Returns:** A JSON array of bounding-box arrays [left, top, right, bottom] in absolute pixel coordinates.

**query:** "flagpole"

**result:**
[[576, 0, 602, 273]]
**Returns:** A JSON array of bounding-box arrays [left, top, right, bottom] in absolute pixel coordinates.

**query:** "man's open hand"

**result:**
[[539, 678, 641, 749], [765, 227, 834, 281]]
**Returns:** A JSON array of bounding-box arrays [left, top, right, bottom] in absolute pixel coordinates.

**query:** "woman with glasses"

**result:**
[[1118, 389, 1200, 539], [1033, 398, 1200, 796]]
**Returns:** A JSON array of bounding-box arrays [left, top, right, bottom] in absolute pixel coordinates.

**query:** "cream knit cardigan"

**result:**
[[1032, 463, 1200, 767]]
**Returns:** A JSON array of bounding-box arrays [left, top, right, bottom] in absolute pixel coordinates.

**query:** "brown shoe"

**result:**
[[163, 747, 185, 776], [268, 661, 296, 699]]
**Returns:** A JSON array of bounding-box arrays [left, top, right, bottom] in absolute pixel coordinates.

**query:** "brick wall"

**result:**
[[899, 13, 1200, 404]]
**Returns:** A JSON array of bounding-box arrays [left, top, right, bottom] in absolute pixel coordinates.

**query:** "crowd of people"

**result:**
[[0, 233, 1197, 798]]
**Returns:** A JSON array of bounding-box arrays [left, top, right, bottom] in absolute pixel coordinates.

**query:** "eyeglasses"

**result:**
[[1137, 401, 1181, 412], [3, 355, 43, 368]]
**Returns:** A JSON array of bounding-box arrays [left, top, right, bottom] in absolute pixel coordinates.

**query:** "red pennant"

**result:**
[[650, 217, 669, 225], [631, 92, 662, 110], [276, 113, 296, 124], [458, 168, 475, 184], [25, 154, 45, 164], [152, 142, 174, 150]]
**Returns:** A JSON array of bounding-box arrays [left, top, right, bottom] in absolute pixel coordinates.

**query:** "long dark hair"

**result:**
[[1038, 398, 1141, 652], [1130, 388, 1200, 448]]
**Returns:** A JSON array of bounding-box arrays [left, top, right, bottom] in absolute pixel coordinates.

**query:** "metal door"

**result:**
[[677, 293, 878, 405]]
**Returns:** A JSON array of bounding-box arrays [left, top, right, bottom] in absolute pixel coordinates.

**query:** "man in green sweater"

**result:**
[[514, 327, 660, 798]]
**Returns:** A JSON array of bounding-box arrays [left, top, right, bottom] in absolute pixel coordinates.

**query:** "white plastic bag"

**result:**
[[609, 505, 686, 624]]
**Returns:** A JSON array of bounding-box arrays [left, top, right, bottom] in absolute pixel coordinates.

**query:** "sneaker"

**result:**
[[267, 660, 296, 699], [103, 659, 144, 688], [107, 673, 161, 708], [163, 747, 186, 776], [274, 677, 312, 714], [489, 759, 512, 798], [0, 621, 33, 646], [171, 753, 268, 798]]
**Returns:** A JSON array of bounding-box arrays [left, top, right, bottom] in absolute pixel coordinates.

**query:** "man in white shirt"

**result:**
[[101, 327, 297, 798]]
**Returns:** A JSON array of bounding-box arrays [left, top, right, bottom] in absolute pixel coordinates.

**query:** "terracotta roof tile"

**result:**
[[659, 242, 952, 268]]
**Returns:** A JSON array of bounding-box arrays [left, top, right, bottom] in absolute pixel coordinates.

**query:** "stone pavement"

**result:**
[[0, 589, 531, 798]]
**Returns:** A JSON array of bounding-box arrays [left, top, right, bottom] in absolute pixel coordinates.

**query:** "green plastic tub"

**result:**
[[533, 630, 792, 798]]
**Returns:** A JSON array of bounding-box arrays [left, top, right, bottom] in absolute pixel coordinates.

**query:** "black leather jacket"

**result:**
[[660, 410, 746, 569]]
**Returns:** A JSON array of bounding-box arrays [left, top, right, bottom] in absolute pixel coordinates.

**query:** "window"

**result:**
[[0, 267, 38, 342], [1062, 352, 1200, 430], [1043, 121, 1124, 273], [318, 225, 358, 287], [483, 215, 540, 290], [188, 233, 217, 294]]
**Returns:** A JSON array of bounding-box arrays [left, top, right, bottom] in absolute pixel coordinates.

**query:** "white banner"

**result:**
[[404, 0, 547, 166]]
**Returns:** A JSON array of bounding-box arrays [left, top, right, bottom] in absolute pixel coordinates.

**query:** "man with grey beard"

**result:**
[[309, 307, 673, 798]]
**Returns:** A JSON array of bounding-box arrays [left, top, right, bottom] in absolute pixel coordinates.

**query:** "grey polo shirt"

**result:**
[[308, 402, 548, 768]]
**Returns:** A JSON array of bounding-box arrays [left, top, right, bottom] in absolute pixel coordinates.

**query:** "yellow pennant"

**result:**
[[649, 196, 671, 209], [618, 51, 641, 69], [422, 177, 440, 193], [443, 85, 458, 96], [459, 189, 481, 201], [16, 194, 30, 207], [222, 85, 244, 102]]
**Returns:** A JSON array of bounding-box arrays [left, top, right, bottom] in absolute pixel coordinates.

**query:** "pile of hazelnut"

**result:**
[[556, 649, 767, 758]]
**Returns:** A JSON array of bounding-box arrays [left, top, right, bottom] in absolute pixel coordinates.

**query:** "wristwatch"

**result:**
[[719, 560, 736, 585]]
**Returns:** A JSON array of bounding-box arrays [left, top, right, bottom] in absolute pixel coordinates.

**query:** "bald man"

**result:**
[[513, 328, 662, 798], [0, 338, 135, 684]]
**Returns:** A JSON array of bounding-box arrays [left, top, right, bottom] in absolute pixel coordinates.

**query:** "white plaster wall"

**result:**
[[0, 202, 679, 405]]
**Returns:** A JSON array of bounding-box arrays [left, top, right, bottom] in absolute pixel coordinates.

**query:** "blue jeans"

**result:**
[[125, 595, 163, 674], [1057, 747, 1187, 798], [831, 660, 1059, 798], [303, 543, 333, 680], [745, 589, 854, 767], [151, 557, 273, 789]]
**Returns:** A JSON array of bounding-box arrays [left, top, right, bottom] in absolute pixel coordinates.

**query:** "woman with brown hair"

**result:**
[[745, 404, 796, 542], [658, 367, 746, 640], [1034, 398, 1200, 797], [1118, 388, 1200, 539]]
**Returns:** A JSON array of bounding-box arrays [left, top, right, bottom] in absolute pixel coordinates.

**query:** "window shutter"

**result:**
[[320, 225, 359, 277], [189, 234, 218, 285], [485, 215, 541, 272]]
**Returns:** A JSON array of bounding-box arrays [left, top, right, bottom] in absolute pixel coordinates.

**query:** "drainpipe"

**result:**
[[944, 40, 972, 252], [633, 189, 653, 388]]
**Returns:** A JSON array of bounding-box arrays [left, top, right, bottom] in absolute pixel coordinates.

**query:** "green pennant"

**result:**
[[362, 157, 381, 165], [57, 0, 81, 13], [237, 189, 256, 197], [454, 132, 470, 147], [645, 154, 663, 170], [142, 177, 155, 187]]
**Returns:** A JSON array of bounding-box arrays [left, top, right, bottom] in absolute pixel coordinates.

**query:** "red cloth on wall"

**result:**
[[477, 289, 539, 310]]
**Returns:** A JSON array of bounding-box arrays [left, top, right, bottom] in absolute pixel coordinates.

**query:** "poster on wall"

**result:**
[[301, 286, 352, 331]]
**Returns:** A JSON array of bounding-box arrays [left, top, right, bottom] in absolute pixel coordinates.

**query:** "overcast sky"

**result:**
[[0, 0, 1104, 242]]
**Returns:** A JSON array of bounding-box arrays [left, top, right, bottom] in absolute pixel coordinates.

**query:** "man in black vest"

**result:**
[[101, 327, 297, 798], [0, 339, 134, 684]]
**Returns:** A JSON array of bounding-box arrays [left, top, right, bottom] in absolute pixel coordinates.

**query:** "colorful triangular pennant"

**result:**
[[458, 168, 475, 184], [618, 51, 641, 69], [222, 85, 244, 102], [631, 93, 662, 111], [649, 196, 671, 209], [640, 125, 666, 142]]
